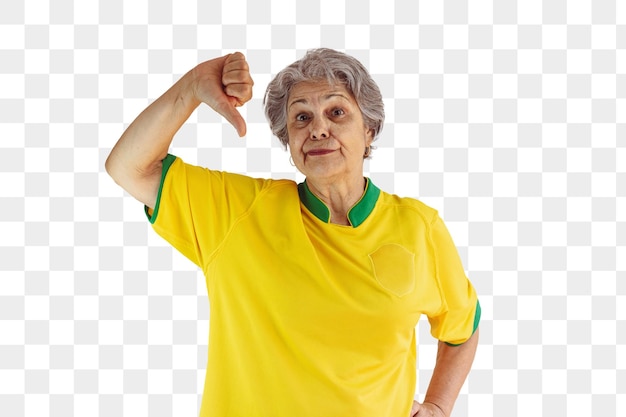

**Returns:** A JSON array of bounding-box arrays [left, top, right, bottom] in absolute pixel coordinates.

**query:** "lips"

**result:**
[[306, 149, 336, 156]]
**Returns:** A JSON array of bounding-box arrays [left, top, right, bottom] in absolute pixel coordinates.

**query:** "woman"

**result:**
[[106, 48, 480, 417]]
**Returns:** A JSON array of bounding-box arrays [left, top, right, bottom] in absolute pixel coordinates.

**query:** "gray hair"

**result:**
[[263, 48, 385, 152]]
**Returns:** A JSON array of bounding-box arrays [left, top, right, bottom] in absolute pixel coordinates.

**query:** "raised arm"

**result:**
[[105, 52, 253, 208]]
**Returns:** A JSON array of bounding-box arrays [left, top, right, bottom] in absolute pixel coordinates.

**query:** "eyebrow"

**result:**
[[288, 93, 350, 110]]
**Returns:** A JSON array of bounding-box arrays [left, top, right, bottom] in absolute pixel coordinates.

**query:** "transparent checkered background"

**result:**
[[1, 0, 624, 416]]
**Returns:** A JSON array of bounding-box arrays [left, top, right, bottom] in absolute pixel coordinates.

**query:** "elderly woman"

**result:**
[[106, 49, 480, 417]]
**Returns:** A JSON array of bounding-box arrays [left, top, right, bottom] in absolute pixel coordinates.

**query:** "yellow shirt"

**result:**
[[147, 155, 480, 417]]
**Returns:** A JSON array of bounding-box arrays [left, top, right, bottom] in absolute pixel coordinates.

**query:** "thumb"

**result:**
[[191, 54, 249, 137], [212, 96, 247, 137]]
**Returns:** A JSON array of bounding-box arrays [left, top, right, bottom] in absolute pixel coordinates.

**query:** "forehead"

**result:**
[[288, 81, 355, 106]]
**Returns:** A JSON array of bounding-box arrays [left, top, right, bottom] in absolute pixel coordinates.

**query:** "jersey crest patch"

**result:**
[[369, 244, 416, 297]]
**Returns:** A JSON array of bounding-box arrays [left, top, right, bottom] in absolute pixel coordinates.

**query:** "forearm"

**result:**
[[105, 70, 200, 183], [423, 328, 479, 417]]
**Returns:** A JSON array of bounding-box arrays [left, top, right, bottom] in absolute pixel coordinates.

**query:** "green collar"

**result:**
[[297, 178, 381, 227]]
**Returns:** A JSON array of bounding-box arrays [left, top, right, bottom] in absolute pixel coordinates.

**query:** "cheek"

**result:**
[[287, 130, 307, 148], [286, 137, 303, 157]]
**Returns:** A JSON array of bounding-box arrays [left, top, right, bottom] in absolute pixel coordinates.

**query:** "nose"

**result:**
[[310, 118, 329, 140]]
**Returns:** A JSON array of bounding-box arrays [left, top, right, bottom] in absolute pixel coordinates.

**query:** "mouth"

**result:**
[[306, 149, 336, 156]]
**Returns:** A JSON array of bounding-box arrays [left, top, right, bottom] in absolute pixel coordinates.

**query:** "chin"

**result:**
[[305, 166, 346, 181]]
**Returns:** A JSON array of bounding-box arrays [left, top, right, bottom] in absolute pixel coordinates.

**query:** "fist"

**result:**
[[222, 52, 254, 107], [192, 52, 254, 137]]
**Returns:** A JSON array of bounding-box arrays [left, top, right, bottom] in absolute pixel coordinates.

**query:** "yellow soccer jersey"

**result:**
[[146, 155, 480, 417]]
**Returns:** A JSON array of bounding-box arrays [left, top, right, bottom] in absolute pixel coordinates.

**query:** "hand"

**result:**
[[410, 400, 446, 417], [191, 52, 254, 137]]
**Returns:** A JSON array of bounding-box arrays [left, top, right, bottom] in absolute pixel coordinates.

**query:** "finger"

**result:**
[[224, 83, 253, 106], [223, 51, 248, 70], [212, 98, 247, 137], [223, 61, 250, 78], [222, 53, 253, 107], [222, 68, 254, 86], [222, 67, 254, 105], [223, 54, 251, 82], [415, 405, 435, 417], [412, 402, 436, 417]]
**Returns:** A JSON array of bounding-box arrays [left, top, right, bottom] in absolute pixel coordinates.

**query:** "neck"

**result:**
[[305, 175, 367, 225]]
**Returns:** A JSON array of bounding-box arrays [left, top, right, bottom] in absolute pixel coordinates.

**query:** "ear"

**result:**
[[365, 127, 375, 146]]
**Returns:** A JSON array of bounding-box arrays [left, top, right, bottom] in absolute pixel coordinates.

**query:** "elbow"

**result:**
[[104, 151, 121, 185], [104, 149, 162, 209], [105, 148, 136, 189], [104, 153, 113, 177]]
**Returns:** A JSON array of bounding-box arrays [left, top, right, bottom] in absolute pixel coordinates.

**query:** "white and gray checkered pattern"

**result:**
[[1, 0, 624, 415]]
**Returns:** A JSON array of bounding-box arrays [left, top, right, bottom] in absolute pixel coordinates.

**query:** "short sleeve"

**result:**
[[145, 154, 268, 269], [426, 214, 481, 346]]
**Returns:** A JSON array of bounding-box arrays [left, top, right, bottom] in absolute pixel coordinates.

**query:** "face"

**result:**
[[286, 81, 374, 182]]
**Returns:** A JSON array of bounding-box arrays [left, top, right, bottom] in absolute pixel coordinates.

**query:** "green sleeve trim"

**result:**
[[473, 300, 482, 331], [444, 300, 481, 347], [144, 154, 177, 224]]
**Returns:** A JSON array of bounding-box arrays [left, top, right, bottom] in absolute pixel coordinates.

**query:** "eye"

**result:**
[[296, 113, 309, 122], [331, 108, 345, 117]]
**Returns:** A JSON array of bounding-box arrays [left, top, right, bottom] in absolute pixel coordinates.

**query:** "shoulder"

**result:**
[[377, 189, 439, 225]]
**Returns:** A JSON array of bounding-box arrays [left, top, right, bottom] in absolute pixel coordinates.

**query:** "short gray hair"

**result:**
[[263, 48, 385, 151]]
